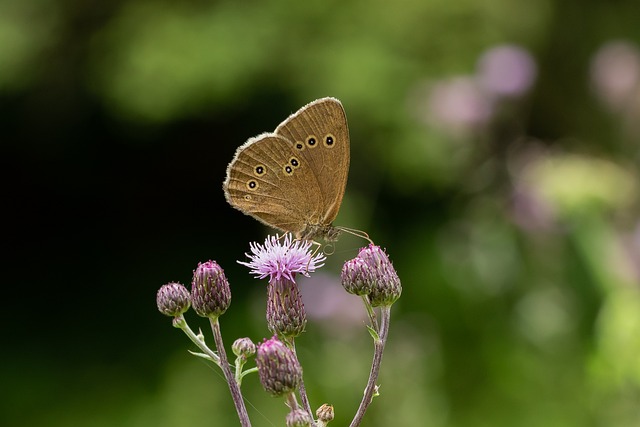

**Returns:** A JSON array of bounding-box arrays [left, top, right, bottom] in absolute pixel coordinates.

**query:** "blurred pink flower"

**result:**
[[412, 77, 493, 137], [477, 44, 537, 98], [298, 272, 368, 334], [509, 185, 558, 233], [590, 40, 640, 112]]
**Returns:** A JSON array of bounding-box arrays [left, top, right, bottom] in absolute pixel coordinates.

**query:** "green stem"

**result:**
[[361, 295, 379, 335], [173, 315, 221, 366], [290, 339, 315, 423], [239, 367, 259, 381], [349, 306, 391, 427], [209, 317, 252, 427], [286, 392, 300, 410]]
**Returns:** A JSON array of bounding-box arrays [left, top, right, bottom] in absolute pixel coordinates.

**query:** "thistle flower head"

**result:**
[[343, 245, 402, 307], [156, 282, 191, 316], [239, 234, 326, 283], [316, 403, 335, 423], [266, 276, 307, 338], [232, 337, 256, 359], [358, 245, 402, 307], [256, 336, 302, 397], [191, 260, 231, 319], [341, 257, 375, 296], [286, 409, 313, 427]]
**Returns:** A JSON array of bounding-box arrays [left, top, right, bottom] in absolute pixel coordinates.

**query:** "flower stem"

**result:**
[[349, 306, 391, 427], [209, 317, 252, 427], [290, 339, 315, 422], [286, 392, 300, 410], [173, 315, 221, 366], [239, 367, 258, 382], [361, 295, 379, 334]]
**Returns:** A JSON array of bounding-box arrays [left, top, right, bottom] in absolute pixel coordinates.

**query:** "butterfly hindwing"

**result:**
[[224, 133, 324, 235]]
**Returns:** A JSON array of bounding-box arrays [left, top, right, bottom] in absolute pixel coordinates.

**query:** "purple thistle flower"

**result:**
[[341, 257, 375, 296], [266, 275, 307, 338], [256, 336, 302, 397], [156, 282, 191, 317], [240, 234, 324, 338], [232, 337, 256, 359], [361, 245, 402, 307], [191, 260, 231, 319], [345, 245, 402, 307], [239, 234, 326, 283], [286, 409, 313, 426]]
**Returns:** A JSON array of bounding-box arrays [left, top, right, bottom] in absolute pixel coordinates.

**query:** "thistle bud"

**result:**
[[232, 337, 256, 359], [358, 245, 402, 307], [316, 403, 334, 424], [266, 278, 306, 338], [156, 282, 191, 316], [341, 257, 374, 295], [286, 409, 313, 427], [191, 261, 231, 319], [256, 336, 302, 397]]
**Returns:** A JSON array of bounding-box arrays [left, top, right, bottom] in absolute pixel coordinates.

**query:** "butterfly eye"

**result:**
[[283, 165, 294, 176], [324, 134, 336, 148], [289, 157, 300, 168], [294, 141, 305, 151], [306, 135, 317, 148], [246, 180, 258, 190], [254, 164, 266, 176]]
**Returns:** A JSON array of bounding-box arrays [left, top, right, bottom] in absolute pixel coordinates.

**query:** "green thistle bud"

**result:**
[[156, 282, 191, 316], [232, 337, 256, 359], [286, 409, 313, 427], [256, 336, 302, 397], [191, 261, 231, 319]]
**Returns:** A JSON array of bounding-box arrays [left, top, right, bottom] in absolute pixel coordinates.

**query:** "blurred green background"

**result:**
[[3, 0, 639, 426]]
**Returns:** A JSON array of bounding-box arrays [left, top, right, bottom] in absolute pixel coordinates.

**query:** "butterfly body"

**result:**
[[223, 97, 349, 241]]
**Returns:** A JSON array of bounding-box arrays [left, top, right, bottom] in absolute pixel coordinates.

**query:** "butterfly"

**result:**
[[223, 98, 349, 241]]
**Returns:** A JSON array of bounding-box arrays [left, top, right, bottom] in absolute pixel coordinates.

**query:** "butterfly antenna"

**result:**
[[322, 242, 336, 256], [336, 226, 374, 245]]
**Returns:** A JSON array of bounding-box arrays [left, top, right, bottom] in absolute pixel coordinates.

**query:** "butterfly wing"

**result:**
[[275, 97, 350, 226], [223, 133, 325, 235]]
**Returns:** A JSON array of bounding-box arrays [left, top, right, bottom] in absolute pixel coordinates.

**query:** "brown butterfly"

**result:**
[[223, 98, 350, 241]]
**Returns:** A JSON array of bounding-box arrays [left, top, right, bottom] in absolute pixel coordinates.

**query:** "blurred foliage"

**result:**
[[2, 0, 640, 426], [86, 0, 549, 122], [0, 0, 59, 91]]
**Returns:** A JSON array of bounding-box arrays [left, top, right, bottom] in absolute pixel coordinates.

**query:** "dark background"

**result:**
[[3, 0, 639, 426]]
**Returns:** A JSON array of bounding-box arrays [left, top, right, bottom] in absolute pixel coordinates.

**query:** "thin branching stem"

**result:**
[[290, 339, 315, 422], [209, 317, 252, 427], [349, 306, 391, 427], [286, 392, 300, 410], [173, 315, 221, 366]]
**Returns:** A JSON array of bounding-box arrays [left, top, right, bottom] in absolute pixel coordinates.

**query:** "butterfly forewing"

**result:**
[[275, 97, 350, 225]]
